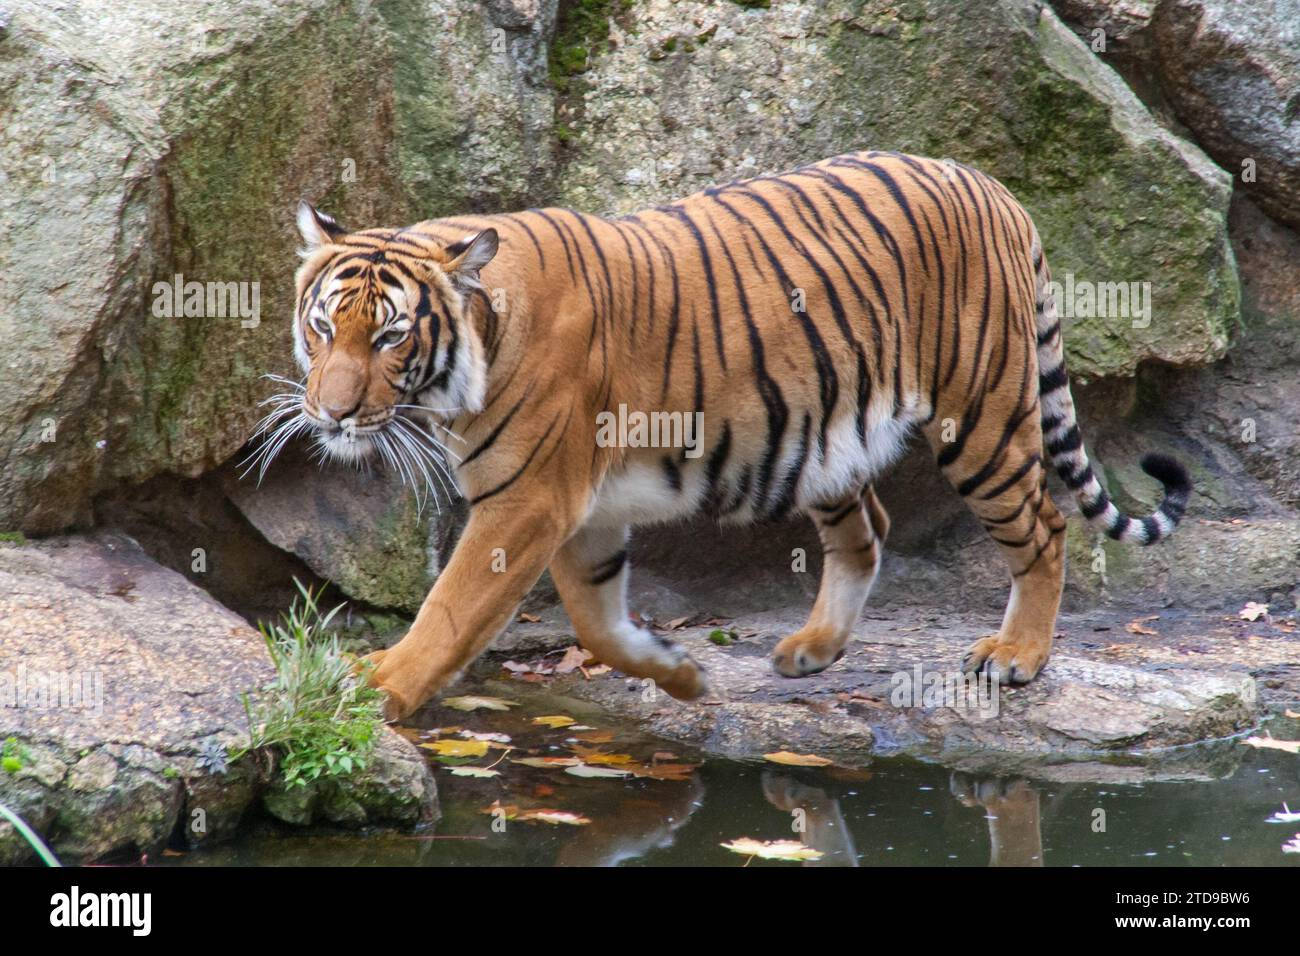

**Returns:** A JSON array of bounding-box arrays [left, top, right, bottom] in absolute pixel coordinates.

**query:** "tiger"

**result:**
[[270, 150, 1191, 721]]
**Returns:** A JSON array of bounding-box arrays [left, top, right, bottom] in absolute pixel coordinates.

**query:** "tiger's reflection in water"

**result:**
[[949, 773, 1044, 867], [756, 770, 1045, 867]]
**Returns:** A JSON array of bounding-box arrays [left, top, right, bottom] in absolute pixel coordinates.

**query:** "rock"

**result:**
[[1051, 0, 1157, 44], [0, 533, 436, 864], [262, 731, 439, 828], [513, 604, 1270, 782], [1054, 0, 1300, 229], [1152, 1, 1300, 228], [222, 444, 466, 614], [0, 1, 396, 533], [0, 0, 556, 536], [555, 0, 1237, 379], [383, 0, 558, 216]]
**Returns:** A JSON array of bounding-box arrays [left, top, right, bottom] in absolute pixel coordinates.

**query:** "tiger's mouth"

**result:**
[[244, 376, 459, 510], [304, 401, 459, 505]]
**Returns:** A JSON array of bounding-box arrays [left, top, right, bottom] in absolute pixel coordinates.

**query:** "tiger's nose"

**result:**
[[320, 400, 361, 424]]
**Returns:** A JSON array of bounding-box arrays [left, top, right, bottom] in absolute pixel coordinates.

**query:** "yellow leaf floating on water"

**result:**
[[720, 838, 824, 862], [448, 766, 501, 777], [565, 764, 632, 778], [533, 715, 576, 728], [481, 802, 591, 825], [763, 751, 833, 767], [421, 739, 489, 757], [1242, 735, 1300, 754], [512, 756, 582, 768], [441, 695, 519, 712]]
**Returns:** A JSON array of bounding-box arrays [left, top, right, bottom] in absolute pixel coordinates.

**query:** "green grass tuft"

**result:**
[[242, 582, 385, 790]]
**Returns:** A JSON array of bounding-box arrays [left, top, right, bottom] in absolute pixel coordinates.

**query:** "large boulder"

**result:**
[[553, 0, 1237, 380], [0, 533, 437, 864], [1055, 0, 1300, 230], [0, 0, 557, 536], [221, 444, 467, 614]]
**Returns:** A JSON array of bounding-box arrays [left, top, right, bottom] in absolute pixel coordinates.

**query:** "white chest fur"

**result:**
[[586, 409, 917, 530]]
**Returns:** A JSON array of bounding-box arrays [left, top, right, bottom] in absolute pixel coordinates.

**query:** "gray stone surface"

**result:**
[[469, 603, 1280, 783], [1054, 0, 1300, 228], [555, 0, 1237, 379], [0, 534, 436, 864]]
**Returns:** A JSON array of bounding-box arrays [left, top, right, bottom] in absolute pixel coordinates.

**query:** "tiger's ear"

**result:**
[[296, 201, 345, 252], [443, 229, 499, 293]]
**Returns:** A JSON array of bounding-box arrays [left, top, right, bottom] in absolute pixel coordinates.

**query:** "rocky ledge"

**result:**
[[0, 534, 437, 866], [478, 601, 1287, 784]]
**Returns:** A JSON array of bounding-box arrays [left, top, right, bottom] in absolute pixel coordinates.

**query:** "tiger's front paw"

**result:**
[[359, 647, 423, 721], [961, 633, 1049, 685], [772, 626, 849, 678]]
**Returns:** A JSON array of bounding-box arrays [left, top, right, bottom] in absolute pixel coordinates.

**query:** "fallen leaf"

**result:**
[[1239, 601, 1270, 622], [523, 810, 591, 826], [512, 756, 582, 768], [517, 612, 541, 623], [569, 746, 635, 765], [1286, 710, 1300, 720], [554, 645, 594, 674], [585, 664, 612, 677], [442, 695, 519, 712], [565, 764, 632, 778], [421, 739, 489, 758], [720, 838, 824, 862], [501, 660, 531, 674], [1242, 735, 1300, 754], [1266, 803, 1300, 824], [664, 616, 691, 630], [764, 750, 833, 767], [481, 802, 591, 825], [532, 715, 576, 729], [459, 730, 512, 744], [449, 766, 501, 778], [1125, 619, 1158, 636], [573, 730, 616, 744], [627, 761, 699, 782]]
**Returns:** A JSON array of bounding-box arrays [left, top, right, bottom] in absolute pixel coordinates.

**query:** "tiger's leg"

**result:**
[[772, 486, 890, 678], [363, 496, 574, 719], [929, 415, 1066, 684], [549, 522, 710, 700]]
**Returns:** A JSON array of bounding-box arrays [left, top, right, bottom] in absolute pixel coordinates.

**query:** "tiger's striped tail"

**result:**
[[1031, 236, 1191, 545]]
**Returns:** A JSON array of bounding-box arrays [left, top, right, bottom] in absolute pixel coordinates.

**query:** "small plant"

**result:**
[[1, 737, 25, 774], [196, 738, 229, 776], [708, 628, 737, 646], [242, 582, 385, 790]]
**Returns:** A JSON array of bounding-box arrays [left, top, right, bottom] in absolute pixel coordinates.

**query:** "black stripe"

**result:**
[[590, 550, 627, 586], [469, 413, 560, 505]]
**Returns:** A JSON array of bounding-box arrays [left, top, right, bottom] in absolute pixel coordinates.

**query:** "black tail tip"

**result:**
[[1140, 453, 1191, 496]]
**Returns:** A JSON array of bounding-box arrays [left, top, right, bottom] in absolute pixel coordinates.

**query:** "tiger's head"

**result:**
[[289, 201, 497, 466]]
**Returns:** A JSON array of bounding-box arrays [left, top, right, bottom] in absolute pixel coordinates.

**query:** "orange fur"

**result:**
[[283, 151, 1189, 719]]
